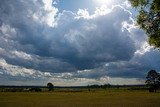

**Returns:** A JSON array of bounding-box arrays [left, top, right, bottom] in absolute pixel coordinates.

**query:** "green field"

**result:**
[[0, 90, 160, 107]]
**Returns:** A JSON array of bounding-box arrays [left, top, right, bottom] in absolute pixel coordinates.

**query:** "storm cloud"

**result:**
[[0, 0, 160, 85]]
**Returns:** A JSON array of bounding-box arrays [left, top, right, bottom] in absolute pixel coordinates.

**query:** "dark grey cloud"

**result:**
[[0, 0, 160, 85], [48, 7, 136, 69], [106, 48, 160, 78], [0, 0, 136, 72], [73, 47, 160, 79]]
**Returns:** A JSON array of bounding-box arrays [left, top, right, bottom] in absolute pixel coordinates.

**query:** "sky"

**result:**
[[0, 0, 160, 86]]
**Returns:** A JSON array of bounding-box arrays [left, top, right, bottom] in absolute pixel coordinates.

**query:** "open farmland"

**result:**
[[0, 89, 160, 107]]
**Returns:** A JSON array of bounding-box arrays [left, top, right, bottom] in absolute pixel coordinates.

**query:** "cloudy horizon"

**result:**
[[0, 0, 160, 86]]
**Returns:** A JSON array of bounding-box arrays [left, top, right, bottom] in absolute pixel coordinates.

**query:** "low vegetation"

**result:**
[[0, 89, 160, 107], [0, 70, 160, 107]]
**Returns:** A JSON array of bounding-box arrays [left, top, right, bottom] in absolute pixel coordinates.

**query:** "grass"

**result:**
[[0, 89, 160, 107]]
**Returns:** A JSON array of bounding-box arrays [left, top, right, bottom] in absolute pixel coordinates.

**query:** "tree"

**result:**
[[146, 70, 160, 92], [129, 0, 160, 48], [47, 82, 54, 91]]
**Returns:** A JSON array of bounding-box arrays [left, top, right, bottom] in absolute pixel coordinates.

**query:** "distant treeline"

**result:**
[[0, 84, 148, 92]]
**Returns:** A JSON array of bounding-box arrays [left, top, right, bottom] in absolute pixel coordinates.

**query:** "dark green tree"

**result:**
[[47, 82, 54, 91], [129, 0, 160, 48], [146, 70, 160, 92]]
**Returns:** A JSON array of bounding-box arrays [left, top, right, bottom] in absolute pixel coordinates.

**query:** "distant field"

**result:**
[[0, 89, 160, 107]]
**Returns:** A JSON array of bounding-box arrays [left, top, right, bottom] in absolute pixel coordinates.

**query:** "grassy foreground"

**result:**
[[0, 89, 160, 107]]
